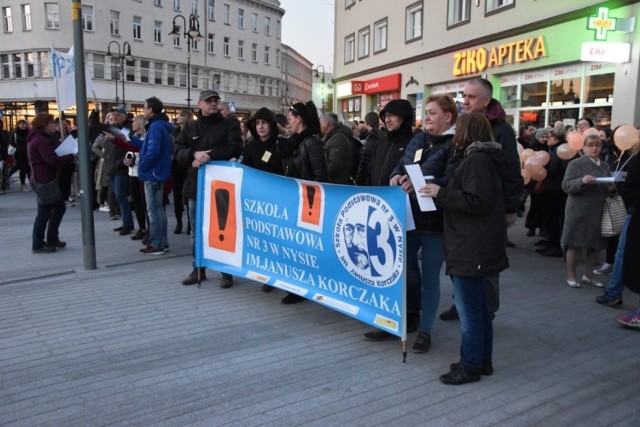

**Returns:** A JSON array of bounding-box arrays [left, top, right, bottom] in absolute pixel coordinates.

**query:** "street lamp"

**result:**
[[313, 65, 326, 114], [106, 41, 133, 108], [169, 14, 204, 109]]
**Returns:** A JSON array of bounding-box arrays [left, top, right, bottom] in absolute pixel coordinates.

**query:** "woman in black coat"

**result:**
[[423, 113, 509, 385]]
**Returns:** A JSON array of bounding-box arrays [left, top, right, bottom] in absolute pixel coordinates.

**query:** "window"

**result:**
[[154, 0, 163, 6], [251, 13, 258, 32], [238, 8, 244, 28], [110, 10, 119, 35], [207, 32, 215, 54], [81, 5, 93, 32], [223, 37, 230, 56], [264, 16, 271, 35], [486, 0, 514, 13], [173, 0, 181, 12], [167, 64, 175, 85], [358, 27, 369, 59], [238, 40, 244, 59], [178, 65, 186, 87], [276, 48, 280, 67], [173, 26, 181, 47], [13, 53, 22, 78], [1, 54, 9, 79], [344, 34, 355, 63], [448, 0, 470, 27], [264, 46, 270, 64], [373, 19, 387, 53], [259, 77, 265, 95], [140, 60, 149, 83], [251, 43, 257, 62], [153, 62, 162, 84], [21, 5, 31, 31], [93, 53, 105, 79], [25, 52, 35, 77], [207, 0, 214, 21], [191, 0, 199, 16], [406, 2, 422, 42], [44, 3, 60, 29], [2, 7, 12, 33], [223, 4, 230, 24], [191, 68, 198, 88], [133, 16, 142, 40], [191, 37, 199, 51], [154, 21, 162, 43]]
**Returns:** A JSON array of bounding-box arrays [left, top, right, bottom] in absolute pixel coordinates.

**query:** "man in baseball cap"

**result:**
[[198, 90, 220, 102]]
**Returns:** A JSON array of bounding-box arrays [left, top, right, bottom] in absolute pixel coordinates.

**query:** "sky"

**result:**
[[278, 0, 335, 73]]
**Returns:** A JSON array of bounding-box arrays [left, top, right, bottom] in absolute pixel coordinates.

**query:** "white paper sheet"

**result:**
[[55, 135, 78, 156], [404, 163, 436, 212]]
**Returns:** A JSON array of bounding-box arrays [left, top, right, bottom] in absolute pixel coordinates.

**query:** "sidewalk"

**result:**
[[1, 183, 638, 426]]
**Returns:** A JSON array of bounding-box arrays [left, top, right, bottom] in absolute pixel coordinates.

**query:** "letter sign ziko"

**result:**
[[453, 35, 547, 77]]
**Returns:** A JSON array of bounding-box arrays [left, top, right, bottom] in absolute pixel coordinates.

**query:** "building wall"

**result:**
[[333, 0, 640, 129], [0, 0, 312, 123]]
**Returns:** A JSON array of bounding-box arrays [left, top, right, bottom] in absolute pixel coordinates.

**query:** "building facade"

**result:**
[[0, 0, 312, 126], [333, 0, 640, 132], [280, 43, 313, 111]]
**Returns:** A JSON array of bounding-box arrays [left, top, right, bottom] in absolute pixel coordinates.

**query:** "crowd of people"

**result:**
[[1, 76, 638, 386]]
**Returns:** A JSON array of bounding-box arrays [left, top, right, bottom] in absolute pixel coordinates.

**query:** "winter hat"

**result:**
[[379, 99, 414, 126], [248, 107, 278, 140], [534, 128, 549, 141]]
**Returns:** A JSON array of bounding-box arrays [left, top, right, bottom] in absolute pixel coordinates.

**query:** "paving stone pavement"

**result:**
[[0, 182, 638, 426]]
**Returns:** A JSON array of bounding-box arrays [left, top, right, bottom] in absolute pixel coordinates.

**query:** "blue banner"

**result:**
[[195, 162, 406, 339]]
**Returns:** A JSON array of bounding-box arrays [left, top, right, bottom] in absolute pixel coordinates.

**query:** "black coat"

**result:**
[[324, 124, 353, 184], [173, 112, 243, 199], [436, 142, 509, 277], [241, 134, 291, 176], [354, 128, 382, 185], [365, 128, 412, 186], [285, 129, 328, 182]]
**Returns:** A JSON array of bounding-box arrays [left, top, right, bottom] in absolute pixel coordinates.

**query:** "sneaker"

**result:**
[[615, 312, 640, 329], [67, 196, 75, 202], [363, 329, 398, 341], [99, 205, 110, 212], [412, 332, 431, 353], [596, 294, 623, 307], [32, 246, 57, 254], [593, 263, 613, 275], [118, 226, 133, 236], [131, 229, 146, 240], [139, 245, 165, 255], [450, 361, 493, 376], [581, 275, 604, 288], [21, 183, 30, 192], [440, 364, 481, 385]]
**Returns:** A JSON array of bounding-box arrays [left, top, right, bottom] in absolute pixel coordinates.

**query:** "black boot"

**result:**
[[439, 304, 459, 321], [219, 273, 233, 289], [174, 219, 183, 234]]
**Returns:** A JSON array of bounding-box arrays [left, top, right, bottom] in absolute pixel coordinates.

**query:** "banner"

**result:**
[[51, 47, 95, 110], [195, 162, 407, 339]]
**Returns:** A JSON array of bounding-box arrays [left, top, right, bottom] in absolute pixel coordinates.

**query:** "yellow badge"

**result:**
[[262, 151, 272, 162], [414, 149, 423, 163]]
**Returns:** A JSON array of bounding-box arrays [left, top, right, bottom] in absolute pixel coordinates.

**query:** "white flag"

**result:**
[[51, 47, 96, 110]]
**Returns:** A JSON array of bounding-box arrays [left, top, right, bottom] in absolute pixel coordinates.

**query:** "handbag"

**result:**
[[33, 180, 63, 205], [601, 195, 626, 237]]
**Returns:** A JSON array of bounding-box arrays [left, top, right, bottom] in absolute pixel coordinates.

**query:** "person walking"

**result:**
[[27, 113, 75, 253]]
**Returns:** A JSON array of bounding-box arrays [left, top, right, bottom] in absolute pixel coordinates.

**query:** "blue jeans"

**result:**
[[604, 214, 632, 298], [452, 275, 493, 374], [110, 175, 133, 228], [32, 198, 66, 249], [407, 232, 444, 333], [144, 181, 167, 250]]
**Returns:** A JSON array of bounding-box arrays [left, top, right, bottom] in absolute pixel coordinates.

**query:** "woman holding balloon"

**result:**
[[561, 133, 613, 288]]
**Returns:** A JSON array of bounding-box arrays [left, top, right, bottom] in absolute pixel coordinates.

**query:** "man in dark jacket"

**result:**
[[105, 108, 134, 235], [174, 90, 243, 287], [320, 112, 353, 184], [440, 77, 524, 321], [355, 112, 383, 186]]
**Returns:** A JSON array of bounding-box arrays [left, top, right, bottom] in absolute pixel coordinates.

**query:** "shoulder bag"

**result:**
[[33, 180, 63, 205], [601, 195, 626, 237]]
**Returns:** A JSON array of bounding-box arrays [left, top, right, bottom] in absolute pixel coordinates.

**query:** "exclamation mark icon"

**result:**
[[209, 180, 237, 252], [306, 186, 316, 217], [301, 183, 321, 226]]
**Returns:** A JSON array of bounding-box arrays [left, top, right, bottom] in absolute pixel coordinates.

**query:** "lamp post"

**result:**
[[169, 14, 203, 109], [106, 41, 133, 108], [313, 65, 326, 114]]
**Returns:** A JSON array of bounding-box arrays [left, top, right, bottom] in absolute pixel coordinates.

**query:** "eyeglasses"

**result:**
[[584, 144, 602, 148]]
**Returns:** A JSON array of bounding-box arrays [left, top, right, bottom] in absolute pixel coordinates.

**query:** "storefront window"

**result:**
[[550, 77, 581, 106], [519, 109, 545, 129], [583, 106, 612, 128], [521, 81, 547, 107], [584, 73, 614, 103], [548, 108, 579, 126]]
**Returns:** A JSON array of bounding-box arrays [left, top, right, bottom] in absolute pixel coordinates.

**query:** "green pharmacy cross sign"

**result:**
[[588, 7, 617, 41]]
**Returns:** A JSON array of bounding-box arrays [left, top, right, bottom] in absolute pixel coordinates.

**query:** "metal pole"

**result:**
[[121, 57, 126, 107], [71, 0, 97, 269], [114, 59, 119, 106], [186, 38, 191, 109]]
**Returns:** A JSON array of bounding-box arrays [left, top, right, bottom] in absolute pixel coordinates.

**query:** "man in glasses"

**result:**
[[174, 90, 243, 287]]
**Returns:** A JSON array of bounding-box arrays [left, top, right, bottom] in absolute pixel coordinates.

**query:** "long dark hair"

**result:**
[[452, 113, 494, 151]]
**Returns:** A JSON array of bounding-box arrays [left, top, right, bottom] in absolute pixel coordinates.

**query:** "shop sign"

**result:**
[[362, 74, 402, 94], [587, 7, 617, 41], [452, 35, 547, 77], [352, 81, 364, 94], [580, 42, 630, 63], [337, 82, 353, 98]]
